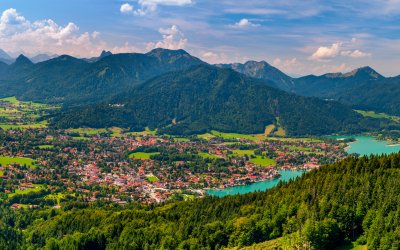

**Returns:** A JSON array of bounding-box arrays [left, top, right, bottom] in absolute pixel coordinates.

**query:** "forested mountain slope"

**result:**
[[49, 65, 381, 136], [0, 49, 204, 105]]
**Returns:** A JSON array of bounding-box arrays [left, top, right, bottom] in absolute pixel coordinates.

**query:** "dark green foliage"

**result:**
[[1, 153, 399, 249], [50, 65, 381, 136], [336, 77, 400, 116], [292, 66, 384, 97]]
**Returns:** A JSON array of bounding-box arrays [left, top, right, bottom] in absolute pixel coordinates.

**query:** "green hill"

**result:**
[[50, 65, 381, 136]]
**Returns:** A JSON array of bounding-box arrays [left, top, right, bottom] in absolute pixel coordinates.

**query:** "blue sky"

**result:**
[[0, 0, 400, 76]]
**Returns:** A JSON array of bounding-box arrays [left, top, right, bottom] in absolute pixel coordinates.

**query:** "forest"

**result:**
[[1, 153, 399, 249]]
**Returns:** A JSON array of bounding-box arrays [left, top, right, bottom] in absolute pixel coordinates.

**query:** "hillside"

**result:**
[[2, 153, 399, 249], [336, 77, 400, 116], [292, 66, 384, 97], [0, 49, 205, 105], [50, 65, 382, 136]]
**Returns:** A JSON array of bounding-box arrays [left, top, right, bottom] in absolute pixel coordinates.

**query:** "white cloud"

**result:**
[[124, 0, 192, 16], [120, 3, 134, 14], [0, 8, 119, 57], [139, 0, 192, 6], [310, 41, 371, 61], [347, 49, 371, 58], [310, 42, 342, 61], [231, 18, 260, 28], [147, 25, 187, 50]]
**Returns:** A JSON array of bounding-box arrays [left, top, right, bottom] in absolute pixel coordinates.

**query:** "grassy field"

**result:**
[[231, 150, 255, 156], [129, 152, 160, 160], [198, 152, 222, 159], [146, 175, 159, 183], [197, 133, 216, 140], [0, 96, 57, 130], [285, 146, 312, 151], [38, 145, 55, 149], [45, 192, 67, 204], [0, 170, 3, 176], [211, 131, 267, 141], [126, 127, 157, 136], [356, 109, 400, 123], [0, 156, 37, 168], [264, 124, 276, 136], [173, 137, 190, 142], [250, 156, 276, 166], [72, 136, 91, 141], [274, 127, 287, 137], [0, 121, 48, 130], [8, 184, 44, 198], [67, 128, 108, 135], [229, 150, 275, 166]]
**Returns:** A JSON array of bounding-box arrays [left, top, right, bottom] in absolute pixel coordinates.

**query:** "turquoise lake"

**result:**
[[334, 135, 400, 156], [207, 135, 400, 197], [206, 170, 304, 197]]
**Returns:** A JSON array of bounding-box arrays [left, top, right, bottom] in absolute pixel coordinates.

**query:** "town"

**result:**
[[0, 97, 350, 207]]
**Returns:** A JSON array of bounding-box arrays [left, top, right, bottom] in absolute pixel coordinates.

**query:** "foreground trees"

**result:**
[[1, 153, 400, 249]]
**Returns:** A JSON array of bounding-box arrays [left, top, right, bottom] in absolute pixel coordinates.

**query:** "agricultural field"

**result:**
[[0, 156, 37, 168], [129, 152, 160, 160]]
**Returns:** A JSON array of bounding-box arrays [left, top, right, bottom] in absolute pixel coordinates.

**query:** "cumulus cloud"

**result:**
[[0, 8, 141, 57], [147, 25, 187, 50], [342, 49, 371, 58], [310, 42, 342, 61], [310, 41, 371, 61], [122, 0, 192, 16], [120, 3, 134, 14], [231, 18, 260, 28]]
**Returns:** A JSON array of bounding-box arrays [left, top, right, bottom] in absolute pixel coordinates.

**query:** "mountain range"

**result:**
[[220, 61, 400, 116], [0, 48, 398, 135]]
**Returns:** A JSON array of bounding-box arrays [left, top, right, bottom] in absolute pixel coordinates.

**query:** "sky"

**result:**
[[0, 0, 400, 76]]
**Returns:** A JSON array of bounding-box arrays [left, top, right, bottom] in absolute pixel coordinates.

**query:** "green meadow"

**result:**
[[8, 184, 44, 198], [0, 156, 37, 168], [146, 175, 159, 183], [129, 152, 160, 159], [229, 150, 275, 166], [38, 145, 55, 149], [198, 152, 222, 159], [355, 110, 400, 123]]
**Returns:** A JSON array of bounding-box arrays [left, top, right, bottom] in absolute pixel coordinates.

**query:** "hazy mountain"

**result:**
[[293, 66, 384, 97], [51, 65, 379, 136], [216, 61, 294, 91], [30, 54, 59, 63], [0, 49, 14, 64]]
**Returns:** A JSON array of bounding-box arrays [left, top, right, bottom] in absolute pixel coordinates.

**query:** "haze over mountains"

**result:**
[[0, 48, 398, 135]]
